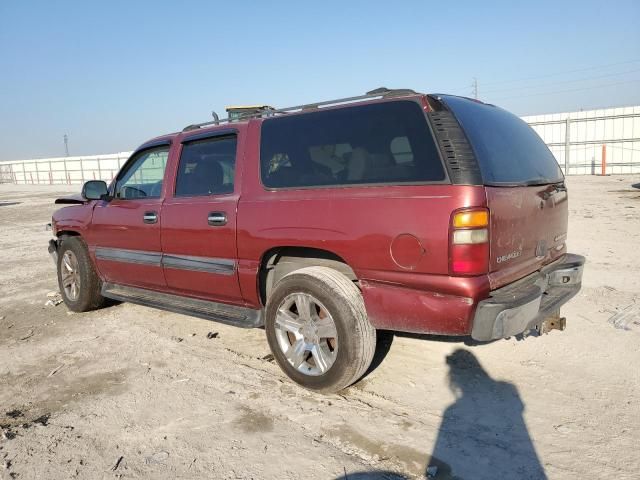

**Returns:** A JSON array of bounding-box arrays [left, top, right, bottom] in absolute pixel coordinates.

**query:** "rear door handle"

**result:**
[[143, 211, 158, 224], [208, 212, 227, 226]]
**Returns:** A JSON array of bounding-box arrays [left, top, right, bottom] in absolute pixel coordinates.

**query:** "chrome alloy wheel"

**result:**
[[61, 250, 81, 301], [274, 292, 338, 376]]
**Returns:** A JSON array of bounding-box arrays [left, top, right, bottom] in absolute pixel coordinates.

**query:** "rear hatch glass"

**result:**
[[440, 95, 563, 185], [441, 96, 568, 286]]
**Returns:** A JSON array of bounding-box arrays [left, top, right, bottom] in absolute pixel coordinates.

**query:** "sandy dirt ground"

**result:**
[[0, 175, 639, 480]]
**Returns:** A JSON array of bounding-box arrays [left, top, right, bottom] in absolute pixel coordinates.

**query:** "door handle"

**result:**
[[208, 212, 227, 226], [143, 211, 158, 224]]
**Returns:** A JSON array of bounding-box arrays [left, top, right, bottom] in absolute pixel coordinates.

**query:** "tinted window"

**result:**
[[115, 147, 169, 199], [260, 101, 445, 188], [442, 95, 563, 185], [175, 136, 236, 196]]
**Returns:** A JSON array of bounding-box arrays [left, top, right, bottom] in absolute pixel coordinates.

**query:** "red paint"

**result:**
[[360, 280, 474, 334], [485, 185, 567, 290], [390, 234, 424, 270], [159, 129, 248, 303], [90, 197, 166, 289], [51, 93, 572, 336]]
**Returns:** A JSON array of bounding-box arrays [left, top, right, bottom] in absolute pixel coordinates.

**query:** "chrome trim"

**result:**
[[548, 265, 583, 287], [95, 247, 162, 267], [94, 247, 235, 275], [162, 254, 235, 275], [207, 212, 227, 226], [143, 211, 158, 224]]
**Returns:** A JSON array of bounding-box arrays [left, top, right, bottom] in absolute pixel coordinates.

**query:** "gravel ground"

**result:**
[[0, 175, 639, 480]]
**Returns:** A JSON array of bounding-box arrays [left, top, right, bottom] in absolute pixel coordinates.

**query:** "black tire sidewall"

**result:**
[[265, 271, 363, 392], [56, 237, 101, 312]]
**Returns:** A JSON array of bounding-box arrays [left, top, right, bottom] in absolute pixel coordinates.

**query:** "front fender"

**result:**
[[52, 203, 95, 237]]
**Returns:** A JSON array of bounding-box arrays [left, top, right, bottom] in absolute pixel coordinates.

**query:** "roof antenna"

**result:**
[[211, 110, 219, 125]]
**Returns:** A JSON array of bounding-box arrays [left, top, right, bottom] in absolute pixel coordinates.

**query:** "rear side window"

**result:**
[[260, 101, 445, 188], [442, 95, 563, 185], [175, 135, 237, 196]]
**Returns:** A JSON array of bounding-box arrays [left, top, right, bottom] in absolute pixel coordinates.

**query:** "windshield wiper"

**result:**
[[484, 178, 562, 187]]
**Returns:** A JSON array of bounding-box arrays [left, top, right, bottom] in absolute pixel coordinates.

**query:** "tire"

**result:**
[[265, 266, 376, 393], [56, 236, 106, 312]]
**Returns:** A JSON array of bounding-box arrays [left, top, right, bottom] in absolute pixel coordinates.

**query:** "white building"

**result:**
[[2, 105, 639, 184], [523, 105, 640, 175]]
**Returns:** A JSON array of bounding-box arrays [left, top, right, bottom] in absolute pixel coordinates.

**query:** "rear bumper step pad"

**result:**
[[471, 253, 585, 341]]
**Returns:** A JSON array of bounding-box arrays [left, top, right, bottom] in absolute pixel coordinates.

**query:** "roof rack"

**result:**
[[182, 87, 421, 132]]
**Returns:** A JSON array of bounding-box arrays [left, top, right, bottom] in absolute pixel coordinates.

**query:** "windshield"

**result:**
[[441, 95, 563, 185]]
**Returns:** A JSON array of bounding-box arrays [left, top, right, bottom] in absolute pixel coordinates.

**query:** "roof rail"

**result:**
[[182, 87, 422, 132], [366, 87, 418, 96]]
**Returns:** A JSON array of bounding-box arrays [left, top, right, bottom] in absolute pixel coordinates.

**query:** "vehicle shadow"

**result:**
[[343, 348, 547, 480], [333, 471, 409, 479], [360, 331, 491, 381], [360, 330, 396, 381]]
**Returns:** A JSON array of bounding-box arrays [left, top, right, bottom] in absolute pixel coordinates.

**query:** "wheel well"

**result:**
[[55, 231, 84, 251], [57, 230, 81, 239], [258, 247, 357, 306]]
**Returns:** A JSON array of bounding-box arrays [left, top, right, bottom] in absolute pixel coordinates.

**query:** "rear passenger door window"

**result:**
[[260, 101, 445, 189], [175, 135, 237, 196]]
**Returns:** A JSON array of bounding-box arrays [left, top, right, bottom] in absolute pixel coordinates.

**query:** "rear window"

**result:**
[[260, 101, 445, 188], [442, 95, 563, 185]]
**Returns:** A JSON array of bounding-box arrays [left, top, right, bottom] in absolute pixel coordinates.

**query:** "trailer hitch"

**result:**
[[539, 311, 567, 334]]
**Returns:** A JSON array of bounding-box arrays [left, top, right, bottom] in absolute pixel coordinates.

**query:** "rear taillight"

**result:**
[[449, 208, 489, 275]]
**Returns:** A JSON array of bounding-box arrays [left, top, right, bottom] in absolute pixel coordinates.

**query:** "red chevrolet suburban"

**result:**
[[49, 88, 585, 393]]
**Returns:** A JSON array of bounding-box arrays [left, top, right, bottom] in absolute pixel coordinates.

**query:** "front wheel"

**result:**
[[57, 236, 106, 312], [265, 266, 376, 393]]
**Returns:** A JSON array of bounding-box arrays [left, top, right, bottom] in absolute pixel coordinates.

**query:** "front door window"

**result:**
[[115, 147, 169, 199]]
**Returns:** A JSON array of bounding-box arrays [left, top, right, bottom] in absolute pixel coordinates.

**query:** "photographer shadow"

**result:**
[[425, 349, 547, 479], [338, 347, 547, 480]]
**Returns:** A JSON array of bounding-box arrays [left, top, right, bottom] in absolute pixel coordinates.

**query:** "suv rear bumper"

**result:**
[[471, 253, 585, 341]]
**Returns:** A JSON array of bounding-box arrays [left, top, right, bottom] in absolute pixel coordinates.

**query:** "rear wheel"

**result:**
[[57, 236, 106, 312], [265, 266, 376, 393]]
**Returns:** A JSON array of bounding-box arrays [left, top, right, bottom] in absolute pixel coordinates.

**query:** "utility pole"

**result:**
[[472, 77, 478, 100], [63, 134, 69, 157]]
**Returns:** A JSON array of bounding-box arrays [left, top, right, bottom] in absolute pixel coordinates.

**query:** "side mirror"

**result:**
[[81, 180, 109, 201]]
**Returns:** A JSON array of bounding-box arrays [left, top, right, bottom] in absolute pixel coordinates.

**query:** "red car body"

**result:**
[[51, 91, 584, 341]]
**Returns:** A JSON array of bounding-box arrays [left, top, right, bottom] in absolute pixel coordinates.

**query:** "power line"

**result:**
[[490, 79, 640, 101], [447, 58, 640, 93], [481, 68, 640, 94], [480, 59, 640, 88]]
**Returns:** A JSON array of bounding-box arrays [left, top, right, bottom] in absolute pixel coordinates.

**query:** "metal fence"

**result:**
[[0, 153, 132, 185], [1, 105, 639, 185], [522, 105, 640, 175]]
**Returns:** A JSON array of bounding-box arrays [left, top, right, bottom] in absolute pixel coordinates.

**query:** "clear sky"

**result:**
[[1, 0, 639, 161]]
